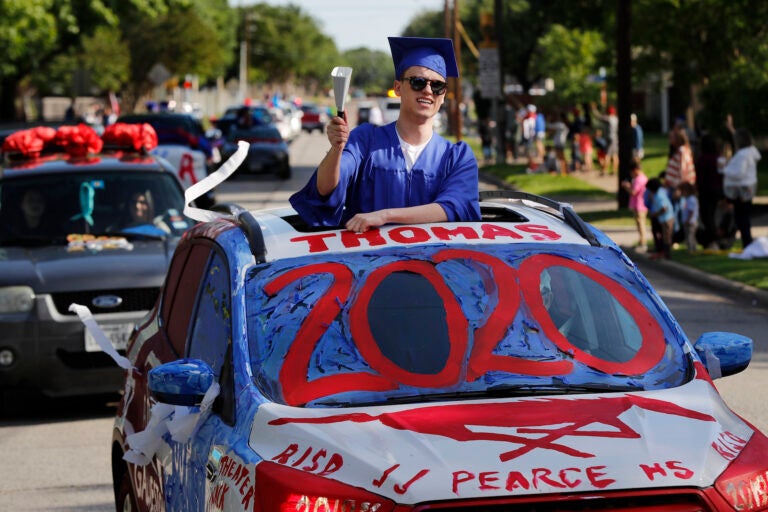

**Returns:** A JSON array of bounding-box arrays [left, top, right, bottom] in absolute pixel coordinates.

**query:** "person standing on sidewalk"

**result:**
[[647, 177, 675, 259], [721, 117, 761, 249], [695, 132, 725, 249], [290, 37, 481, 232], [621, 159, 649, 251], [591, 103, 619, 175], [679, 182, 700, 254], [665, 128, 696, 189]]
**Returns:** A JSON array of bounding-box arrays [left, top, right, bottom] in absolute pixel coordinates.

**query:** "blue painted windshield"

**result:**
[[245, 244, 690, 407]]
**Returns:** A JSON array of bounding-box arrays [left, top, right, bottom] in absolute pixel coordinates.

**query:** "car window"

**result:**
[[161, 242, 211, 356], [246, 245, 689, 407], [0, 170, 190, 244], [187, 249, 231, 378], [540, 265, 643, 362]]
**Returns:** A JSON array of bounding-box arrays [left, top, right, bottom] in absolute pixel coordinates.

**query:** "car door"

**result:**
[[160, 241, 239, 510]]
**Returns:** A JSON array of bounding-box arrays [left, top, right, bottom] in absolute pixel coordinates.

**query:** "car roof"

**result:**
[[1, 151, 172, 179], [0, 152, 175, 179], [118, 113, 203, 129], [203, 191, 601, 263]]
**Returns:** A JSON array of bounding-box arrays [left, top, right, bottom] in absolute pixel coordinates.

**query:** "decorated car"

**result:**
[[0, 123, 196, 405], [118, 112, 220, 208], [105, 154, 768, 511]]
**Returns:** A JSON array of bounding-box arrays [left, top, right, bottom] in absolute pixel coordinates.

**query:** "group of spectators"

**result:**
[[623, 115, 760, 259], [495, 101, 642, 178], [478, 97, 759, 259]]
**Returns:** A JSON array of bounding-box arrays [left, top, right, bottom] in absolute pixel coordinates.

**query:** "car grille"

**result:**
[[57, 348, 125, 369], [414, 490, 715, 512], [51, 287, 160, 315]]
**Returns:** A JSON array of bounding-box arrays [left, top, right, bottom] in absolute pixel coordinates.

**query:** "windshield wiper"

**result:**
[[314, 383, 645, 407]]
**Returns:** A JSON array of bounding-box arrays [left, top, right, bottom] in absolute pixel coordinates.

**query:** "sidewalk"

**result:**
[[567, 170, 768, 307], [480, 169, 768, 307]]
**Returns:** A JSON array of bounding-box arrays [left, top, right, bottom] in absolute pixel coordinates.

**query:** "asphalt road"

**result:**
[[1, 130, 765, 511]]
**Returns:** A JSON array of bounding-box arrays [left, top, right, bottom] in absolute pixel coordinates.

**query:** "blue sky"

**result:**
[[235, 0, 445, 52]]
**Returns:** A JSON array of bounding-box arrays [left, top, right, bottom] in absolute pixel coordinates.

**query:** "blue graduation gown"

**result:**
[[289, 122, 481, 226]]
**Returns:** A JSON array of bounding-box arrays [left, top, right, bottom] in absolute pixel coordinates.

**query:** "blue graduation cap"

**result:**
[[387, 37, 459, 79]]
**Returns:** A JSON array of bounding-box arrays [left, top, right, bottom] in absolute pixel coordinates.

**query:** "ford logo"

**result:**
[[92, 295, 123, 309]]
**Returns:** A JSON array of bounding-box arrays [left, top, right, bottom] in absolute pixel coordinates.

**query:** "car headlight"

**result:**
[[0, 286, 35, 313]]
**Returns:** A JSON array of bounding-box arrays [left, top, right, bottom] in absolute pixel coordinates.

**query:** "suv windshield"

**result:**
[[246, 244, 689, 407], [0, 170, 191, 245]]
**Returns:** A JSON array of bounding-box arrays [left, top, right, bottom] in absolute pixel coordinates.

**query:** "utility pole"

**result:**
[[494, 0, 505, 164], [453, 0, 463, 141], [239, 8, 250, 104], [444, 0, 463, 140], [616, 0, 632, 209]]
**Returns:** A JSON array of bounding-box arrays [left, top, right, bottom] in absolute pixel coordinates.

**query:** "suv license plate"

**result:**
[[84, 323, 133, 352]]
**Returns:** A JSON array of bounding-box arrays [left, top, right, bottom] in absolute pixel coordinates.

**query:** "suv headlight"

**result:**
[[0, 286, 35, 313]]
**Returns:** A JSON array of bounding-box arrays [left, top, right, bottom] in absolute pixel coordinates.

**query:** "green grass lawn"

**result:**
[[468, 130, 768, 291]]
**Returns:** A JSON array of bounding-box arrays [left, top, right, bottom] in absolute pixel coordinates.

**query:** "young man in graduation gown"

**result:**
[[289, 37, 481, 233]]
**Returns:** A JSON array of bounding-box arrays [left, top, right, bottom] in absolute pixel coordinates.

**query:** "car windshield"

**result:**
[[245, 244, 690, 407], [227, 125, 282, 143], [0, 170, 192, 245]]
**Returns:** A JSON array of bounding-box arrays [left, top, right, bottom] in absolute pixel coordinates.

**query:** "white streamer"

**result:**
[[183, 140, 250, 222], [69, 303, 133, 370], [167, 382, 220, 442], [124, 382, 220, 465]]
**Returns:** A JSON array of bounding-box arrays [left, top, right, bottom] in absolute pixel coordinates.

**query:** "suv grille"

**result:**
[[51, 287, 160, 315]]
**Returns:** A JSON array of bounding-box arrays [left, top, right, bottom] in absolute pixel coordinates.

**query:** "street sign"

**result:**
[[147, 63, 172, 86], [479, 46, 500, 99]]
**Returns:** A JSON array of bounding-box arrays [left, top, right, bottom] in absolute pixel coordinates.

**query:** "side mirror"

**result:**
[[205, 128, 222, 140], [694, 332, 753, 379], [149, 358, 215, 406]]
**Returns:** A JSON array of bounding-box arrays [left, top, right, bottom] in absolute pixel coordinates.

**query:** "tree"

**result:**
[[0, 0, 111, 120], [243, 3, 339, 95], [119, 0, 236, 112], [341, 48, 392, 95], [531, 25, 607, 107], [632, 0, 768, 134]]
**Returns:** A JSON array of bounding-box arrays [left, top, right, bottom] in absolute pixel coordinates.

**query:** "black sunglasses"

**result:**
[[401, 76, 448, 95]]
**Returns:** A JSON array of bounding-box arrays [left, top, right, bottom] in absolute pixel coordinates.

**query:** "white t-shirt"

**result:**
[[397, 132, 430, 171]]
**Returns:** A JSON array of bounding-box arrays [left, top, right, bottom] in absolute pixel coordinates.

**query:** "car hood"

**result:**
[[250, 377, 754, 503], [0, 238, 177, 292]]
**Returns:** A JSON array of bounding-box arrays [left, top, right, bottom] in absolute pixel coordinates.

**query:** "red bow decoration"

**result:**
[[2, 126, 57, 157], [54, 124, 103, 157], [102, 122, 158, 152]]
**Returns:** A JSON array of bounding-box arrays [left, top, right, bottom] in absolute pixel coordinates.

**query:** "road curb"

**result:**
[[623, 246, 768, 308]]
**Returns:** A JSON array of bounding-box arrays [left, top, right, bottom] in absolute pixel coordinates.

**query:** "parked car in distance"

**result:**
[[118, 112, 218, 208], [221, 124, 291, 180], [269, 102, 302, 143], [381, 97, 401, 125], [111, 188, 767, 512], [300, 103, 328, 133], [0, 124, 194, 407], [211, 105, 274, 138], [355, 100, 384, 126]]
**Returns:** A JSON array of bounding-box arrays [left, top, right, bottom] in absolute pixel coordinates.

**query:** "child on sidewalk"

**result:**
[[679, 182, 699, 253], [647, 177, 675, 259], [621, 159, 649, 251]]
